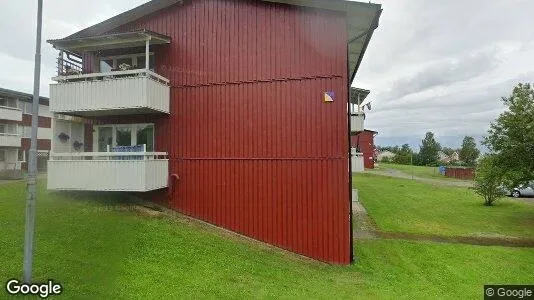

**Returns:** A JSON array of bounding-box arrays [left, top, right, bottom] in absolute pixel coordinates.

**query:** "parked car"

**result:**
[[509, 182, 534, 198]]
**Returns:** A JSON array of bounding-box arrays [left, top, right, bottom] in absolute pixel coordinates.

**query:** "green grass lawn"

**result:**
[[376, 162, 460, 180], [1, 181, 533, 299], [354, 173, 534, 239]]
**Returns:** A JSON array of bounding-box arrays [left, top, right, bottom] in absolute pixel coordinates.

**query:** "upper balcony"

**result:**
[[0, 98, 22, 122], [48, 30, 171, 117], [350, 88, 370, 134]]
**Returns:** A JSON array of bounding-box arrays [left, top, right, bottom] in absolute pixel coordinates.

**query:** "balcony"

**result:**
[[47, 29, 171, 117], [0, 133, 21, 147], [47, 151, 169, 192], [350, 87, 370, 134], [50, 70, 170, 116], [0, 106, 22, 122]]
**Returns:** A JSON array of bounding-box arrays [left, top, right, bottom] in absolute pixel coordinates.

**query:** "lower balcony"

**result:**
[[0, 133, 21, 147], [47, 152, 169, 192]]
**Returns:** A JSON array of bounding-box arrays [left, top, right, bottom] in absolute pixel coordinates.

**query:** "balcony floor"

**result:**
[[62, 107, 168, 118]]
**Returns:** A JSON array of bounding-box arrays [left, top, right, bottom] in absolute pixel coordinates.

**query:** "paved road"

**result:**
[[364, 168, 474, 187]]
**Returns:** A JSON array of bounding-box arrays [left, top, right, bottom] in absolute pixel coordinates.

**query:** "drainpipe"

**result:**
[[347, 45, 354, 263], [167, 174, 180, 206]]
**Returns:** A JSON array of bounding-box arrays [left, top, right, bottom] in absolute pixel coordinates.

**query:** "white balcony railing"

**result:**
[[49, 69, 170, 116], [0, 133, 21, 147], [47, 152, 169, 192], [0, 106, 22, 122]]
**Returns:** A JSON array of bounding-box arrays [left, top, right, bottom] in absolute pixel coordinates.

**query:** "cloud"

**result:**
[[380, 48, 501, 103], [0, 0, 148, 96], [356, 0, 534, 141]]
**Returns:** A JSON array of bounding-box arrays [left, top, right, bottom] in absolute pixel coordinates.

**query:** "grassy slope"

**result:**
[[354, 173, 534, 238], [377, 163, 454, 180], [1, 181, 533, 299]]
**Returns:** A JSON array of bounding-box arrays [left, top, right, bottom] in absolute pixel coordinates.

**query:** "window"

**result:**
[[95, 124, 155, 152], [137, 55, 155, 70], [0, 98, 18, 108], [116, 57, 133, 69], [0, 150, 5, 162], [100, 59, 113, 72], [97, 127, 113, 152], [18, 149, 25, 162], [22, 126, 31, 138], [98, 53, 155, 72], [18, 101, 32, 114], [0, 123, 17, 134], [116, 126, 132, 146], [136, 124, 154, 152]]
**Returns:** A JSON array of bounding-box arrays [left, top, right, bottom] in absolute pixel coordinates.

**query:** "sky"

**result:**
[[1, 0, 533, 148]]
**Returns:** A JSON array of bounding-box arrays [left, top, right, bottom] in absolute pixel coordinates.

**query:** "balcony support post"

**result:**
[[145, 36, 151, 71]]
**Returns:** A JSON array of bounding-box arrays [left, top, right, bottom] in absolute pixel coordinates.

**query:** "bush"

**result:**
[[381, 156, 392, 163], [474, 155, 505, 206]]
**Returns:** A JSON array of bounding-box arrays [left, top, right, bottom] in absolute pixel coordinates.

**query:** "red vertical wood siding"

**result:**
[[103, 0, 350, 264], [351, 131, 376, 169], [445, 167, 475, 180]]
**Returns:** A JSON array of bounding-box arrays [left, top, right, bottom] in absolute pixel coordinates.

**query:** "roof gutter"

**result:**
[[349, 8, 382, 84]]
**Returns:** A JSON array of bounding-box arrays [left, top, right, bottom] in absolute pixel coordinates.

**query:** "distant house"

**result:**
[[351, 129, 378, 169], [377, 150, 395, 161], [438, 151, 459, 164]]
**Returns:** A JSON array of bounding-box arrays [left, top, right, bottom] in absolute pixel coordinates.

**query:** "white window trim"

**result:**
[[0, 123, 19, 135], [99, 52, 155, 72], [93, 123, 155, 151]]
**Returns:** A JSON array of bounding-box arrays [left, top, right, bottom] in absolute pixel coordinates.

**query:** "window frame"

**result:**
[[17, 149, 26, 162], [0, 98, 18, 109], [98, 52, 155, 72], [93, 123, 155, 152], [0, 123, 18, 135]]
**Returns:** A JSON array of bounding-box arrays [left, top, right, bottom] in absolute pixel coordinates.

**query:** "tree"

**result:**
[[474, 155, 505, 206], [392, 143, 413, 165], [442, 147, 456, 157], [459, 136, 480, 167], [418, 132, 441, 166], [484, 83, 534, 188]]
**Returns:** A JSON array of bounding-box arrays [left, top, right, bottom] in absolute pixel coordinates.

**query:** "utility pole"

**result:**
[[23, 0, 43, 283]]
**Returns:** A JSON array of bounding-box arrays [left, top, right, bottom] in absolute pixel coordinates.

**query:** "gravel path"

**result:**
[[352, 190, 378, 239]]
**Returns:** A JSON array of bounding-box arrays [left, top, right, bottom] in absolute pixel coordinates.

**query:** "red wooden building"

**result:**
[[351, 129, 378, 169], [46, 0, 382, 264]]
